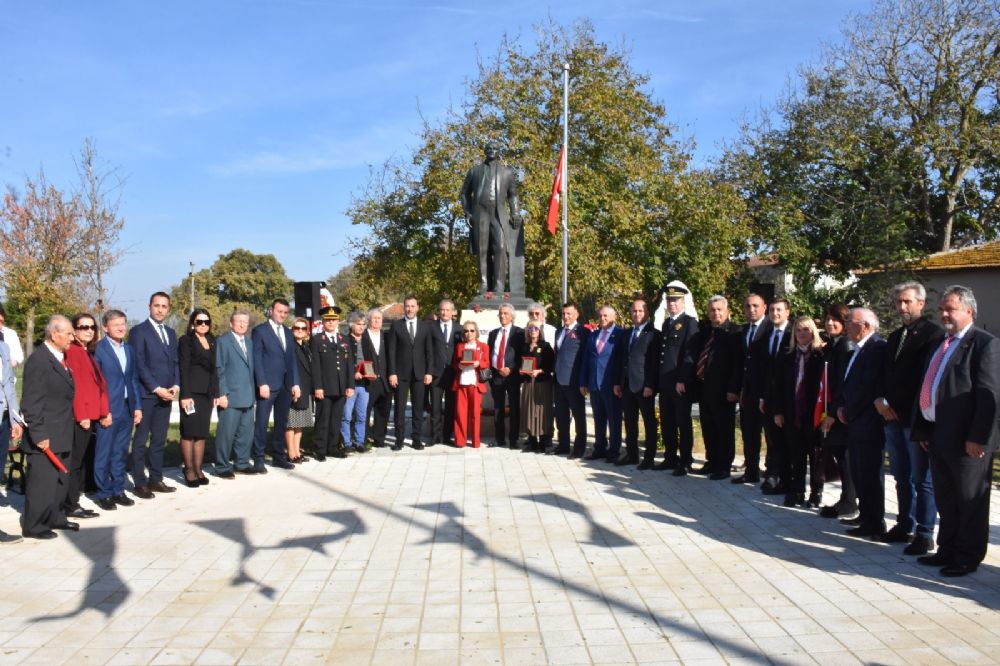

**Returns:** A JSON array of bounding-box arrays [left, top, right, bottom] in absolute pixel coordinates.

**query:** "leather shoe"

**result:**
[[412, 442, 425, 450], [614, 455, 639, 466], [917, 553, 950, 566], [941, 563, 977, 577], [709, 471, 731, 480], [839, 516, 862, 526], [731, 472, 759, 484], [761, 483, 788, 496], [313, 452, 327, 461], [113, 494, 135, 506], [271, 460, 295, 470], [904, 535, 934, 556], [66, 506, 99, 519], [391, 444, 403, 451], [133, 486, 154, 499], [150, 481, 175, 493], [845, 525, 882, 538], [672, 466, 689, 477], [567, 451, 582, 459], [783, 493, 804, 507], [234, 467, 256, 475], [52, 521, 80, 531], [654, 460, 678, 471], [691, 464, 713, 475], [23, 530, 57, 540], [637, 460, 654, 470], [0, 530, 23, 544], [96, 497, 118, 511], [217, 470, 236, 479], [584, 452, 606, 461], [253, 465, 269, 474], [880, 524, 912, 544]]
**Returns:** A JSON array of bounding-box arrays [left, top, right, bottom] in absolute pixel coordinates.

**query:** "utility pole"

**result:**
[[189, 261, 195, 314]]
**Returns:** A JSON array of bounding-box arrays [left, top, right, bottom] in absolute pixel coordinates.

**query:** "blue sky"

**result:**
[[1, 0, 871, 314]]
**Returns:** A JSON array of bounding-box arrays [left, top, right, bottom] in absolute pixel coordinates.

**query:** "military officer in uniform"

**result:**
[[657, 281, 700, 474], [311, 307, 355, 460]]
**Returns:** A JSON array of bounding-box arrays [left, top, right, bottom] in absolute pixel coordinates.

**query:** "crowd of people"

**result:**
[[0, 283, 995, 580]]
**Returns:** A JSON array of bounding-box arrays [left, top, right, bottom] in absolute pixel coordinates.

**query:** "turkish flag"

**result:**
[[813, 362, 828, 429], [546, 145, 565, 235]]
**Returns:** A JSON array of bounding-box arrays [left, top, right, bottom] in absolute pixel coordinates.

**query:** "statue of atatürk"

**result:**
[[460, 142, 524, 298]]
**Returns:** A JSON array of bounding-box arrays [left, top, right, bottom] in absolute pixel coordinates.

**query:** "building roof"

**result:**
[[913, 240, 1000, 271]]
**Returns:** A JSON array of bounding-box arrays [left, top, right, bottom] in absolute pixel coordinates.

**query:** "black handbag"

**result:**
[[478, 367, 492, 382]]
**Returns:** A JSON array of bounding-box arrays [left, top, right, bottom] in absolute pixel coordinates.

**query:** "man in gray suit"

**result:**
[[0, 339, 25, 542], [215, 310, 256, 478], [460, 141, 524, 297]]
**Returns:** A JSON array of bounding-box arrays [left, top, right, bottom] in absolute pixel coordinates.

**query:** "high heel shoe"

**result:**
[[198, 476, 209, 486], [184, 476, 200, 488]]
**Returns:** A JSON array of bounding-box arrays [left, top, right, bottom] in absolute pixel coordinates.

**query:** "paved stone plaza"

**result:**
[[1, 446, 999, 665]]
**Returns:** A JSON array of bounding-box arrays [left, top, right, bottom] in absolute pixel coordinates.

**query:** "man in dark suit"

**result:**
[[363, 307, 391, 448], [129, 291, 179, 498], [835, 307, 887, 538], [758, 298, 793, 494], [687, 296, 742, 479], [488, 303, 523, 448], [93, 310, 143, 509], [615, 299, 660, 467], [428, 299, 461, 446], [658, 282, 699, 474], [0, 337, 25, 542], [580, 305, 627, 462], [733, 293, 770, 484], [20, 315, 76, 539], [874, 282, 944, 554], [251, 298, 301, 471], [388, 295, 434, 450], [312, 307, 356, 459], [215, 310, 256, 476], [551, 301, 589, 457], [912, 286, 999, 577]]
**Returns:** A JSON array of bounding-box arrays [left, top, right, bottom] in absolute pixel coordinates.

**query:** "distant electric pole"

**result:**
[[189, 261, 195, 314]]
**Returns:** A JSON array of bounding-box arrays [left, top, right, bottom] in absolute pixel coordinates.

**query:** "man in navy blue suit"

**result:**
[[580, 305, 627, 462], [551, 301, 590, 457], [251, 298, 301, 471], [93, 310, 142, 510], [129, 292, 179, 498]]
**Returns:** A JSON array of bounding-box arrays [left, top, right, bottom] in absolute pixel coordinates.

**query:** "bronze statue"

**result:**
[[460, 142, 524, 298]]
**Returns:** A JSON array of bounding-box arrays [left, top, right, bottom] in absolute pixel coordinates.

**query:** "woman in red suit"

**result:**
[[452, 321, 489, 448], [64, 312, 111, 520]]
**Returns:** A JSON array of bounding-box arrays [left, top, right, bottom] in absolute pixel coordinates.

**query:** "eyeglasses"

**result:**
[[464, 329, 477, 333], [293, 325, 308, 331], [194, 319, 211, 326], [75, 324, 97, 331]]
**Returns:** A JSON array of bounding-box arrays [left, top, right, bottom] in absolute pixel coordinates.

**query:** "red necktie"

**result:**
[[596, 328, 609, 354], [495, 327, 507, 370], [919, 336, 953, 410]]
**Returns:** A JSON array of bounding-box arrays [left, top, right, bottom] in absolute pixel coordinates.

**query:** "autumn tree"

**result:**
[[0, 171, 85, 352], [76, 137, 127, 312], [348, 20, 748, 316]]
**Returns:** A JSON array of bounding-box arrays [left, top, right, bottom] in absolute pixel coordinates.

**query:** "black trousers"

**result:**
[[783, 420, 821, 494], [700, 395, 736, 471], [623, 388, 657, 460], [314, 395, 346, 455], [65, 422, 95, 510], [554, 382, 586, 454], [430, 379, 457, 444], [24, 449, 69, 535], [849, 434, 886, 532], [739, 397, 764, 474], [659, 388, 693, 466], [367, 389, 390, 446], [762, 413, 786, 480], [930, 448, 993, 566], [394, 378, 427, 446], [491, 376, 520, 446]]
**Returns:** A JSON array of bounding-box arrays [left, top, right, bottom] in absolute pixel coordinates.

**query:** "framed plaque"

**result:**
[[359, 360, 377, 379], [461, 348, 476, 365], [519, 356, 537, 375]]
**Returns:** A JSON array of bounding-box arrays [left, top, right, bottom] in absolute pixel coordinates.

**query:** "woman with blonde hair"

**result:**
[[452, 321, 489, 448], [771, 315, 825, 507]]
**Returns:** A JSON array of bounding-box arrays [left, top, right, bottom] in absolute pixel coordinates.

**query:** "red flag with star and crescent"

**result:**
[[546, 145, 565, 235]]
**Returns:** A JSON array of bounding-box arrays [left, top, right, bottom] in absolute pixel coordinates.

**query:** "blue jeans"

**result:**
[[341, 386, 370, 447], [884, 421, 937, 535]]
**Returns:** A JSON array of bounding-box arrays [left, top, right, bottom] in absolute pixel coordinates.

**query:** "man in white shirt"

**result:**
[[0, 305, 24, 367]]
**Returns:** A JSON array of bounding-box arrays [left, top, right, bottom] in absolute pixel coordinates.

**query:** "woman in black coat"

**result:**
[[772, 316, 825, 507], [178, 308, 218, 487], [286, 317, 313, 463], [818, 303, 858, 517]]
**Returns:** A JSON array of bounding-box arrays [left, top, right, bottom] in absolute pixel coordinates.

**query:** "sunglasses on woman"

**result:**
[[75, 324, 97, 331], [194, 319, 211, 326], [293, 325, 309, 331]]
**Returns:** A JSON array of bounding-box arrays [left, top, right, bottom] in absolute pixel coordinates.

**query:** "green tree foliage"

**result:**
[[169, 249, 292, 336], [347, 20, 748, 317]]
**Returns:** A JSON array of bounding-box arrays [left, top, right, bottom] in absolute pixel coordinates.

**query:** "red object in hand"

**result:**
[[43, 448, 68, 473]]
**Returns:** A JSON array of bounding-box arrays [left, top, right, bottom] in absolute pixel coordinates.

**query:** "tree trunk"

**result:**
[[24, 305, 35, 356], [940, 193, 956, 252]]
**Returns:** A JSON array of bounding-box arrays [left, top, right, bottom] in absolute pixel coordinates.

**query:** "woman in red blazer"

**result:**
[[452, 321, 489, 448], [65, 312, 111, 520]]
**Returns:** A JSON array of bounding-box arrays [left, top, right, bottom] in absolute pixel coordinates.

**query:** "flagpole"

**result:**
[[561, 62, 569, 305]]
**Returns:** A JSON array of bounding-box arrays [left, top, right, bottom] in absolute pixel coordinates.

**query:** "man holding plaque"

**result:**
[[363, 308, 391, 448], [20, 315, 77, 539]]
